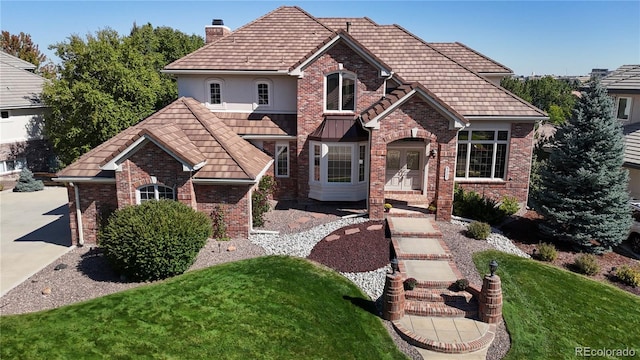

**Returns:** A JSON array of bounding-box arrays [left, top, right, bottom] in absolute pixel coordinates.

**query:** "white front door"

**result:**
[[385, 148, 423, 191]]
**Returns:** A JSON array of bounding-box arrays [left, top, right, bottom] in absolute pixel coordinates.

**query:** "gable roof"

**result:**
[[0, 51, 36, 70], [165, 6, 545, 118], [427, 42, 512, 74], [624, 122, 640, 168], [57, 97, 272, 182], [601, 65, 640, 92], [0, 53, 47, 109]]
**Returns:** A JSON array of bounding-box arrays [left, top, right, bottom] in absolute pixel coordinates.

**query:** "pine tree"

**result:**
[[537, 81, 632, 253], [13, 168, 44, 192]]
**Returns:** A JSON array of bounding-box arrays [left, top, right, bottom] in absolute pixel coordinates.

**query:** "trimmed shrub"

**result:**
[[499, 196, 520, 217], [535, 242, 558, 262], [467, 221, 491, 240], [615, 265, 640, 287], [252, 175, 275, 227], [453, 185, 507, 224], [211, 205, 229, 241], [13, 168, 44, 192], [573, 254, 600, 276], [454, 278, 469, 291], [404, 278, 417, 290], [99, 200, 212, 281]]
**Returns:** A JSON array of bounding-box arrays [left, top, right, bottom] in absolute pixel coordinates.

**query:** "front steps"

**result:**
[[387, 216, 495, 356]]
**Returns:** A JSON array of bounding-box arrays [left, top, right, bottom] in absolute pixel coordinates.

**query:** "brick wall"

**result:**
[[194, 184, 253, 238], [457, 122, 535, 205], [369, 97, 458, 220], [297, 41, 385, 199], [66, 183, 118, 245], [262, 140, 298, 200]]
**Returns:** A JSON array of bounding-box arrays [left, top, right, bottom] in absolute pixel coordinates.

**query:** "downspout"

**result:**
[[69, 182, 84, 246], [359, 115, 373, 216]]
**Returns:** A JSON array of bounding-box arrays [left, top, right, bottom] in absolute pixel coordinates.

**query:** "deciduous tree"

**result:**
[[1, 30, 47, 68], [537, 81, 631, 253]]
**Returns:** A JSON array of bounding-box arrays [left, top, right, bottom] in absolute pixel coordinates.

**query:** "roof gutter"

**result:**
[[465, 116, 549, 121], [54, 177, 116, 184], [192, 159, 274, 185], [161, 69, 290, 76], [241, 135, 297, 140]]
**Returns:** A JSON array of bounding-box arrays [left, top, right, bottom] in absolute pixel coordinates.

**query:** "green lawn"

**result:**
[[1, 256, 407, 360], [473, 250, 640, 360]]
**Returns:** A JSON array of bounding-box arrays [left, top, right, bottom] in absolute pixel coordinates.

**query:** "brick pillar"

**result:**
[[479, 275, 503, 324], [382, 274, 405, 321]]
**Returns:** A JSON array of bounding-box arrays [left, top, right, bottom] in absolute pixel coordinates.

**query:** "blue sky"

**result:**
[[1, 1, 639, 76]]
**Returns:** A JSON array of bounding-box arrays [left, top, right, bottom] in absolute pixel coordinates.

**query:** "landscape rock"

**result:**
[[227, 245, 237, 252], [41, 287, 51, 296]]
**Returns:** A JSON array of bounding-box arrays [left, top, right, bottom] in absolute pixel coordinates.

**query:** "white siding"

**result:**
[[0, 108, 45, 144], [177, 75, 297, 113]]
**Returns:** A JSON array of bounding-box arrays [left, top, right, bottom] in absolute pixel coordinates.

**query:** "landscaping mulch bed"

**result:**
[[501, 210, 640, 296], [307, 220, 389, 272]]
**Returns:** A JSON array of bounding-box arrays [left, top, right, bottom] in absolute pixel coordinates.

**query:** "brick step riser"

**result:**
[[405, 293, 474, 303], [412, 281, 455, 289], [404, 307, 479, 318], [396, 253, 452, 260]]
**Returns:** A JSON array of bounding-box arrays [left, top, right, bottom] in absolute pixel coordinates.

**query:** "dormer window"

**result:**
[[255, 79, 272, 107], [206, 78, 225, 108], [325, 71, 356, 112]]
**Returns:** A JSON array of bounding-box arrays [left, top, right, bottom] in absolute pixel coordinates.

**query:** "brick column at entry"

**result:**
[[382, 274, 405, 321], [479, 274, 503, 324]]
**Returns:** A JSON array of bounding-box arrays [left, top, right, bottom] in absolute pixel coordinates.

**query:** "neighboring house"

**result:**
[[56, 6, 547, 245], [0, 51, 52, 180], [600, 65, 640, 199]]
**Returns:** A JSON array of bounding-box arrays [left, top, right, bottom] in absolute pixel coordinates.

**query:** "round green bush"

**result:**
[[99, 200, 212, 281], [615, 265, 640, 287], [467, 221, 491, 240], [535, 242, 558, 262], [573, 254, 600, 276]]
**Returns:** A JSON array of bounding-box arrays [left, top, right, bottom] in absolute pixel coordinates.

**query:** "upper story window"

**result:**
[[136, 184, 174, 204], [1, 111, 9, 119], [616, 97, 632, 121], [325, 71, 356, 112], [456, 130, 509, 180], [256, 81, 270, 106], [206, 79, 224, 108]]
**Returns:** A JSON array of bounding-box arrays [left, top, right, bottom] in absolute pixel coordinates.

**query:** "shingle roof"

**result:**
[[58, 97, 272, 180], [427, 42, 512, 74], [166, 6, 544, 118], [0, 53, 47, 109], [212, 112, 296, 136], [165, 6, 334, 71], [0, 51, 36, 70], [601, 65, 640, 92], [624, 122, 640, 167]]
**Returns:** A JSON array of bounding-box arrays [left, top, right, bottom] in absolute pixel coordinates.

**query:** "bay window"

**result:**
[[309, 141, 368, 201], [456, 130, 508, 179]]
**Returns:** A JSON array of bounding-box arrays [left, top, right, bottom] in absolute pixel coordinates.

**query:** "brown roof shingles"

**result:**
[[58, 98, 272, 180], [427, 42, 512, 74]]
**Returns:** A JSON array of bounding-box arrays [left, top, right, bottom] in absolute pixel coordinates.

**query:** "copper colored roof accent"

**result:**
[[58, 97, 272, 181], [165, 6, 334, 71], [360, 84, 417, 123], [428, 42, 512, 74], [308, 115, 368, 141], [212, 112, 297, 136]]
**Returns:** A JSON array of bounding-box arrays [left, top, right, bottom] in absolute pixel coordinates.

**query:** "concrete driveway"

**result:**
[[0, 187, 73, 296]]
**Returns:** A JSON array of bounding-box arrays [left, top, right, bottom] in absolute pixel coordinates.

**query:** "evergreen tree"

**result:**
[[13, 168, 44, 192], [537, 81, 632, 253]]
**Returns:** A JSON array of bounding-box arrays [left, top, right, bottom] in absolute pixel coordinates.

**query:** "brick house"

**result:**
[[56, 6, 547, 245]]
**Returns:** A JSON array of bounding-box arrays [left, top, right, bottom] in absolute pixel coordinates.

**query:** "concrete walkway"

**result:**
[[387, 216, 494, 358], [0, 187, 73, 296]]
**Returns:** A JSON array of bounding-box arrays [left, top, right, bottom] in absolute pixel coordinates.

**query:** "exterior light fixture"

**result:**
[[390, 258, 399, 274], [489, 260, 498, 277], [430, 149, 437, 158]]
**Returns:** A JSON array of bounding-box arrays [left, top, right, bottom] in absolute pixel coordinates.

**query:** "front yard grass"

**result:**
[[1, 256, 406, 359], [473, 250, 639, 360]]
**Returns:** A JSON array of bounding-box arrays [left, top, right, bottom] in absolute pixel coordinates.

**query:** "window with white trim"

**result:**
[[325, 71, 356, 112], [1, 111, 9, 119], [310, 142, 368, 184], [275, 143, 289, 178], [206, 79, 224, 107], [0, 158, 26, 174], [136, 184, 175, 204], [313, 144, 321, 182], [616, 97, 632, 121], [256, 81, 270, 106], [456, 130, 509, 179]]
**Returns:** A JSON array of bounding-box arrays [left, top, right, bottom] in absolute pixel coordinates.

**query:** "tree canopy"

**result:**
[[1, 30, 47, 68], [501, 76, 578, 125], [42, 24, 203, 165], [536, 81, 631, 254]]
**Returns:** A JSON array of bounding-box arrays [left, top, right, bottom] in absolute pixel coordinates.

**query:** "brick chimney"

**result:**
[[205, 19, 231, 44]]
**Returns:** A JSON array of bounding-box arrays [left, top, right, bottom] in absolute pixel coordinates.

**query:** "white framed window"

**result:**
[[136, 184, 175, 204], [455, 130, 509, 179], [616, 97, 632, 121], [255, 80, 272, 107], [325, 71, 356, 112], [0, 158, 26, 174], [205, 78, 225, 108], [1, 110, 9, 119], [275, 143, 289, 178], [310, 141, 368, 184]]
